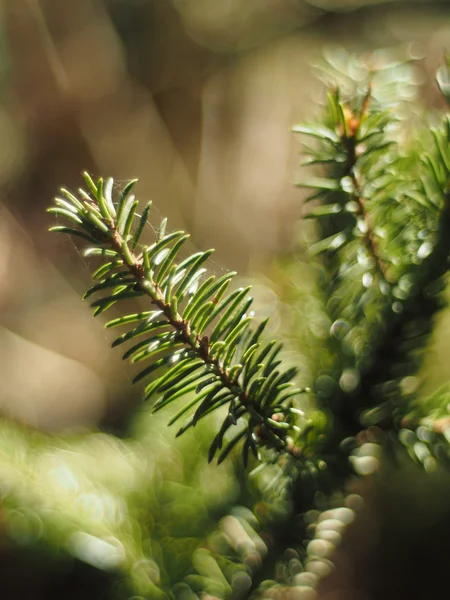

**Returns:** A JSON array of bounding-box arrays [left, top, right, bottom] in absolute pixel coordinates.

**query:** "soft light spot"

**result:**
[[398, 275, 412, 293], [294, 572, 318, 587], [413, 442, 430, 462], [424, 456, 437, 473], [358, 442, 381, 459], [316, 529, 341, 545], [392, 301, 403, 314], [74, 493, 106, 521], [399, 429, 416, 447], [291, 586, 317, 600], [153, 248, 170, 265], [50, 465, 79, 494], [330, 320, 350, 340], [330, 233, 347, 250], [339, 368, 360, 393], [362, 272, 373, 288], [340, 176, 354, 193], [333, 507, 355, 525], [356, 219, 368, 234], [379, 280, 390, 295], [315, 519, 345, 533], [306, 558, 334, 578], [307, 539, 335, 558], [417, 241, 433, 260], [416, 426, 433, 443], [345, 200, 359, 213], [357, 249, 374, 267], [345, 494, 364, 511], [400, 376, 420, 395], [172, 269, 186, 285], [69, 532, 125, 570], [351, 455, 379, 476]]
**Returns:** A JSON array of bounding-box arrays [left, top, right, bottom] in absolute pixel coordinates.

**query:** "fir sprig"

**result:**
[[49, 173, 306, 464], [294, 58, 450, 435]]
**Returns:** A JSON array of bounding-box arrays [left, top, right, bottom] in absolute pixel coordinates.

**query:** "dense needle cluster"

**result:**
[[49, 173, 307, 464], [38, 50, 450, 599]]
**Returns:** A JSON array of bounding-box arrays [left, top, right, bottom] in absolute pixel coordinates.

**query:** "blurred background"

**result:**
[[2, 0, 450, 598]]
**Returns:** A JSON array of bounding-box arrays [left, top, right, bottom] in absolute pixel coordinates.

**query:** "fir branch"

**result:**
[[336, 86, 390, 282], [278, 57, 450, 598], [49, 173, 308, 464], [294, 55, 450, 431]]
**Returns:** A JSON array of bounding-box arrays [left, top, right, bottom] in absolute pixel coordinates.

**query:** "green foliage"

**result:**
[[49, 173, 307, 465], [0, 412, 247, 599], [293, 48, 450, 439], [3, 45, 450, 600]]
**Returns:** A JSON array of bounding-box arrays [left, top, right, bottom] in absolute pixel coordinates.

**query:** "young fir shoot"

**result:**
[[294, 52, 450, 458], [48, 173, 306, 465]]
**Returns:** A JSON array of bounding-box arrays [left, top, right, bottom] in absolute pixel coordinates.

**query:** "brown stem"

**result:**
[[350, 170, 389, 281], [340, 88, 389, 282], [109, 229, 249, 405]]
